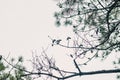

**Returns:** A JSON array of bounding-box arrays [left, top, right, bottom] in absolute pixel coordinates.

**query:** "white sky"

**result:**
[[0, 0, 118, 80]]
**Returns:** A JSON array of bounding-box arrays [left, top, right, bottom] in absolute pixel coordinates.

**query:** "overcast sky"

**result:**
[[0, 0, 117, 80]]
